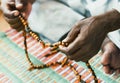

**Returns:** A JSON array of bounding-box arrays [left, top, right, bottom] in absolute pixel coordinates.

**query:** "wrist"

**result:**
[[100, 9, 120, 32]]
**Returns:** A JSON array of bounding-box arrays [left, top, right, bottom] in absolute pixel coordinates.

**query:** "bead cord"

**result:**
[[19, 15, 45, 48], [19, 14, 98, 83], [86, 61, 98, 83], [61, 57, 68, 67], [45, 49, 60, 57], [23, 28, 34, 67]]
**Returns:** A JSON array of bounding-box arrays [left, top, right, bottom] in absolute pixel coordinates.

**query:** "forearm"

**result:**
[[98, 9, 120, 32], [30, 0, 36, 4]]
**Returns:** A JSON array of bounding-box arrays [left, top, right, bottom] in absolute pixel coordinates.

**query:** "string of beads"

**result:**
[[19, 14, 98, 83]]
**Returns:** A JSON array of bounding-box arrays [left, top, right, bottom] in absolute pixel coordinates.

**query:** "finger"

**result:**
[[60, 31, 87, 56], [101, 37, 109, 51], [62, 22, 81, 43], [101, 51, 111, 67], [10, 20, 23, 29], [1, 1, 19, 18], [101, 51, 114, 74], [67, 46, 95, 62], [3, 9, 19, 18], [15, 0, 27, 10], [20, 9, 28, 20], [15, 0, 31, 19], [15, 25, 24, 32], [15, 0, 23, 8], [69, 49, 88, 62], [103, 66, 114, 74], [10, 21, 24, 31], [7, 1, 15, 7], [4, 16, 20, 25], [60, 36, 82, 56]]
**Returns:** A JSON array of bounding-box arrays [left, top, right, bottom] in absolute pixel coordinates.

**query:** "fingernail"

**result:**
[[16, 4, 23, 9], [22, 13, 26, 18], [14, 11, 19, 16]]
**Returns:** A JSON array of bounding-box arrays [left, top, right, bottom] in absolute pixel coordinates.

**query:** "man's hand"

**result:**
[[0, 0, 33, 29], [101, 37, 120, 75], [60, 9, 120, 62]]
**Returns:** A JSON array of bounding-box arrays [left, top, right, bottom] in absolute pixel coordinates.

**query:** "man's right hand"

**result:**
[[59, 9, 120, 62], [0, 0, 33, 29]]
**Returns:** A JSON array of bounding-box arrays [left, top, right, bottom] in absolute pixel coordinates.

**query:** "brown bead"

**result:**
[[29, 31, 32, 34], [19, 15, 22, 18], [50, 46, 58, 51], [71, 67, 79, 75], [29, 62, 33, 66], [40, 65, 44, 68], [51, 50, 59, 54], [61, 42, 69, 46], [67, 63, 71, 66], [46, 63, 51, 66], [28, 66, 35, 71], [58, 41, 62, 45], [45, 43, 51, 47], [76, 75, 81, 81], [56, 62, 61, 64], [61, 57, 68, 67], [23, 22, 27, 25], [86, 63, 90, 66], [24, 25, 27, 28], [94, 78, 97, 80], [35, 37, 39, 40], [20, 13, 97, 83], [52, 62, 57, 65], [53, 42, 59, 47], [74, 70, 79, 75], [88, 69, 92, 72], [21, 19, 24, 22]]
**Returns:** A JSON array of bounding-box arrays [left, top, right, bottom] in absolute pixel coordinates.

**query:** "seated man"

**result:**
[[1, 0, 120, 75]]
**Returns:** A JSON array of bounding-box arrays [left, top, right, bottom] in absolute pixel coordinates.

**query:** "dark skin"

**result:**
[[101, 37, 120, 75], [0, 0, 34, 30], [59, 9, 120, 74], [60, 9, 120, 62], [1, 0, 120, 74]]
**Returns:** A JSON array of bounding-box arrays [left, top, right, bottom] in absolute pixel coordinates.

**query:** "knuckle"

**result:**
[[3, 11, 13, 18], [65, 48, 73, 55]]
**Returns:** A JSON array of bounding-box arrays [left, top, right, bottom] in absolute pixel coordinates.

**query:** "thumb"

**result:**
[[62, 23, 81, 44], [15, 0, 24, 10]]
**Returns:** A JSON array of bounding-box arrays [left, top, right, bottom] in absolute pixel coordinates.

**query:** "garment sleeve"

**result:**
[[108, 30, 120, 49], [107, 1, 120, 49], [58, 0, 91, 17]]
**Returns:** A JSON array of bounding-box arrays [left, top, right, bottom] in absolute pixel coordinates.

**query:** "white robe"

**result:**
[[28, 0, 120, 48]]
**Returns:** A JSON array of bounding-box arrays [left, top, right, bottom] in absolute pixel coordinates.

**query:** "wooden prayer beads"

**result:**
[[19, 14, 98, 83], [86, 61, 98, 83], [19, 15, 45, 48]]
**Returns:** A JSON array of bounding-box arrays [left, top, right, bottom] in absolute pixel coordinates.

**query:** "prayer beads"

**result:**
[[19, 14, 98, 83]]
